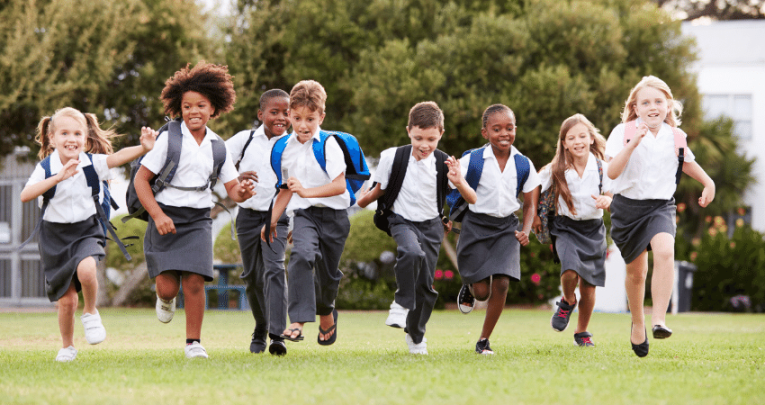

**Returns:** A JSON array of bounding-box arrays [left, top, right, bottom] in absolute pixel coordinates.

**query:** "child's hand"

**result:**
[[140, 127, 158, 151], [445, 156, 463, 186], [238, 171, 258, 184], [260, 221, 278, 243], [515, 230, 530, 246], [699, 185, 715, 208], [238, 179, 256, 200], [592, 194, 612, 210], [532, 215, 542, 235], [628, 123, 649, 149], [56, 159, 80, 182], [287, 177, 306, 197], [443, 219, 453, 234], [154, 213, 176, 236]]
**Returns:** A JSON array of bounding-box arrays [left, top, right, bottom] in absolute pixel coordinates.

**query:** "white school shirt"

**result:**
[[604, 120, 695, 200], [226, 126, 284, 211], [280, 127, 349, 215], [454, 146, 541, 218], [538, 153, 611, 221], [373, 147, 441, 222], [141, 121, 238, 209], [26, 150, 113, 223]]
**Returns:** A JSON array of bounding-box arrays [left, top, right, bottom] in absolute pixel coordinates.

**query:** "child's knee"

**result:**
[[472, 281, 490, 300], [182, 274, 205, 295], [493, 276, 510, 295], [58, 290, 78, 313], [76, 257, 97, 283], [397, 244, 425, 263]]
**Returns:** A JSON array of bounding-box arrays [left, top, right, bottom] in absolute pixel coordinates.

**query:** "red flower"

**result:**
[[444, 270, 454, 280], [434, 269, 443, 280], [531, 273, 541, 285]]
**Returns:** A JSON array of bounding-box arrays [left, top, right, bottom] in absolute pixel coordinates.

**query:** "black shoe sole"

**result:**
[[652, 325, 673, 339], [269, 342, 287, 356]]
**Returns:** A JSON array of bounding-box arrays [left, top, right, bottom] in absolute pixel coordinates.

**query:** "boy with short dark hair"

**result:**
[[357, 101, 475, 354]]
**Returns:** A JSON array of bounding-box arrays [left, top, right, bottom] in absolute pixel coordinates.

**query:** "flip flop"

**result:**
[[280, 327, 304, 342], [317, 308, 338, 346]]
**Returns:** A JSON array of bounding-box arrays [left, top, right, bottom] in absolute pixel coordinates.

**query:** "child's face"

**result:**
[[258, 97, 290, 139], [407, 126, 443, 161], [181, 91, 215, 134], [481, 111, 516, 155], [563, 123, 594, 160], [635, 86, 669, 130], [50, 116, 86, 163], [290, 106, 325, 144]]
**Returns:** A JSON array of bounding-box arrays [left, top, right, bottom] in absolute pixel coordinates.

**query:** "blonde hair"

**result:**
[[290, 80, 327, 114], [621, 75, 683, 127], [546, 113, 606, 215], [35, 107, 119, 160]]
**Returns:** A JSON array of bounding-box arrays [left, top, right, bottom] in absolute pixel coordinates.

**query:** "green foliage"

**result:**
[[341, 209, 397, 264], [105, 214, 147, 271], [336, 274, 394, 310], [213, 221, 242, 264]]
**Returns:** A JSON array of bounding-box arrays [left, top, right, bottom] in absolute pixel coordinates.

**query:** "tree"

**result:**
[[654, 0, 765, 20], [0, 0, 212, 158]]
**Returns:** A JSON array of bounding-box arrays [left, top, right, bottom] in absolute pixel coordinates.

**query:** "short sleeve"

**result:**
[[522, 158, 541, 193], [677, 128, 695, 163], [225, 130, 249, 164], [538, 164, 553, 193], [372, 148, 396, 190], [140, 129, 169, 175], [324, 136, 347, 181], [218, 148, 239, 184], [91, 154, 113, 181], [604, 124, 626, 161], [25, 163, 45, 188], [599, 160, 613, 193]]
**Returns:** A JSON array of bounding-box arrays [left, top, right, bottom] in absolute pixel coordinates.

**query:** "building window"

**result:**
[[703, 94, 753, 140]]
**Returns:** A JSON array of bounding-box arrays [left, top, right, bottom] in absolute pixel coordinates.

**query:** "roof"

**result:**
[[682, 20, 765, 66]]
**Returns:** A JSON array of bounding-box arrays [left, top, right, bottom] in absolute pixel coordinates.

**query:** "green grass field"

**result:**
[[1, 308, 763, 405]]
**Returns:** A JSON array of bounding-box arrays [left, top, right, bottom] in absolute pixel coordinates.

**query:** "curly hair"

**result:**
[[160, 61, 236, 119], [289, 80, 327, 114]]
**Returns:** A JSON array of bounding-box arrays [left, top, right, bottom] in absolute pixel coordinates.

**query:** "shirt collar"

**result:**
[[409, 149, 436, 165], [181, 120, 215, 145], [49, 150, 91, 172], [482, 144, 519, 160]]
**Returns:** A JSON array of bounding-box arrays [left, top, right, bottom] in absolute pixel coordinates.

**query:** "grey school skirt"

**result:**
[[145, 204, 214, 281], [40, 215, 105, 302], [456, 211, 520, 284], [550, 216, 607, 287], [610, 194, 676, 264]]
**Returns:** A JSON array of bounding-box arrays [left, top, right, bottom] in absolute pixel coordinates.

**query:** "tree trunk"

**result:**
[[96, 248, 110, 306], [442, 234, 459, 271], [111, 262, 148, 307]]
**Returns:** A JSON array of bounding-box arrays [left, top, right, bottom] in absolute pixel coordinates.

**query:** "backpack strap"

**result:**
[[270, 134, 292, 190], [672, 127, 687, 185], [376, 145, 412, 211], [151, 119, 183, 194], [84, 153, 132, 261], [208, 136, 226, 189], [235, 129, 256, 170], [623, 120, 638, 146], [514, 153, 530, 197], [434, 150, 449, 221], [311, 132, 329, 173], [596, 158, 603, 195], [465, 147, 485, 192]]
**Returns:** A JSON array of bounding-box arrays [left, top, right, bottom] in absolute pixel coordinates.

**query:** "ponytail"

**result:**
[[83, 113, 118, 155], [35, 116, 54, 160]]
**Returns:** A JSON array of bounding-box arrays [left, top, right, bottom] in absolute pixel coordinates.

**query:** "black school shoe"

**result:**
[[551, 299, 576, 332], [269, 338, 287, 356], [631, 324, 649, 358], [250, 329, 267, 354], [475, 338, 495, 355], [574, 331, 595, 347], [458, 284, 476, 314]]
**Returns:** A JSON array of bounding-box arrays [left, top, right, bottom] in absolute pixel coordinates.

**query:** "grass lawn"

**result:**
[[1, 308, 763, 404]]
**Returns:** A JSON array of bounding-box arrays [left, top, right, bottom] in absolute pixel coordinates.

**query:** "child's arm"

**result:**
[[261, 188, 293, 243], [516, 186, 539, 246], [105, 127, 158, 169], [134, 165, 175, 235], [356, 183, 385, 208], [446, 156, 477, 204], [224, 178, 256, 203], [19, 160, 80, 203], [607, 123, 648, 179], [683, 161, 716, 207], [287, 173, 346, 199]]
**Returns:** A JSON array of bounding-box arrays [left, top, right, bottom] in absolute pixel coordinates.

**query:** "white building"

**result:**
[[683, 20, 765, 232]]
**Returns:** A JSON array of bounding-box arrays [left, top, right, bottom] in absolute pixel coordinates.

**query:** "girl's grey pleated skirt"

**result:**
[[550, 216, 607, 287], [610, 194, 676, 264], [40, 215, 106, 302], [456, 211, 520, 284], [145, 203, 214, 281]]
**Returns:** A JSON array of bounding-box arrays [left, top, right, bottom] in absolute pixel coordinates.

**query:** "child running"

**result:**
[[453, 104, 540, 354], [134, 61, 255, 359], [226, 89, 291, 355], [534, 113, 612, 347], [357, 101, 474, 354], [605, 76, 715, 357], [20, 107, 157, 362], [262, 80, 352, 346]]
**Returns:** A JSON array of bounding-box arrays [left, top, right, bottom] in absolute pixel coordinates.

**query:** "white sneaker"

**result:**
[[184, 341, 209, 359], [405, 334, 428, 355], [55, 346, 78, 362], [81, 311, 106, 345], [385, 301, 409, 329], [156, 295, 176, 323]]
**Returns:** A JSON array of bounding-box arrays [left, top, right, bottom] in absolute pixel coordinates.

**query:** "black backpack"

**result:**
[[121, 118, 227, 223], [371, 145, 448, 235]]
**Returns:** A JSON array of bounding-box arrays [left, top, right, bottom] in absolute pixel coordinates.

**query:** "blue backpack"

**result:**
[[18, 154, 134, 260], [446, 145, 531, 223], [270, 130, 370, 206]]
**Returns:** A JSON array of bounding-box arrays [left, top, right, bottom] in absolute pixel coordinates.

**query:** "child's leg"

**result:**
[[242, 244, 267, 337], [625, 250, 649, 343], [155, 271, 181, 301], [262, 218, 289, 339], [575, 277, 596, 334], [480, 275, 510, 340], [649, 232, 675, 328], [403, 220, 442, 345], [58, 282, 78, 348], [389, 224, 422, 311], [181, 273, 206, 340], [283, 212, 320, 337], [76, 257, 98, 314], [314, 211, 350, 342], [560, 270, 579, 306]]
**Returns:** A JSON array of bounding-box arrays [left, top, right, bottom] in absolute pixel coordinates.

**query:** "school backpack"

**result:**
[[269, 130, 371, 206], [370, 145, 449, 236], [445, 145, 531, 230], [623, 120, 687, 185], [234, 129, 256, 170], [534, 159, 603, 245], [121, 118, 227, 223], [18, 154, 134, 260]]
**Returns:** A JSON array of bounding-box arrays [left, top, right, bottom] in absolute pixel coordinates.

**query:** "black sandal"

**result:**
[[280, 328, 304, 342], [318, 309, 338, 346]]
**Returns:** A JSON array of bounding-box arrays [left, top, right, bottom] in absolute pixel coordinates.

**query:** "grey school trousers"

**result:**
[[287, 206, 350, 323], [389, 214, 444, 345], [236, 208, 289, 339]]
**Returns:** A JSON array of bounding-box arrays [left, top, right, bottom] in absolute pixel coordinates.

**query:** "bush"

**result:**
[[105, 214, 148, 271], [214, 221, 242, 264]]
